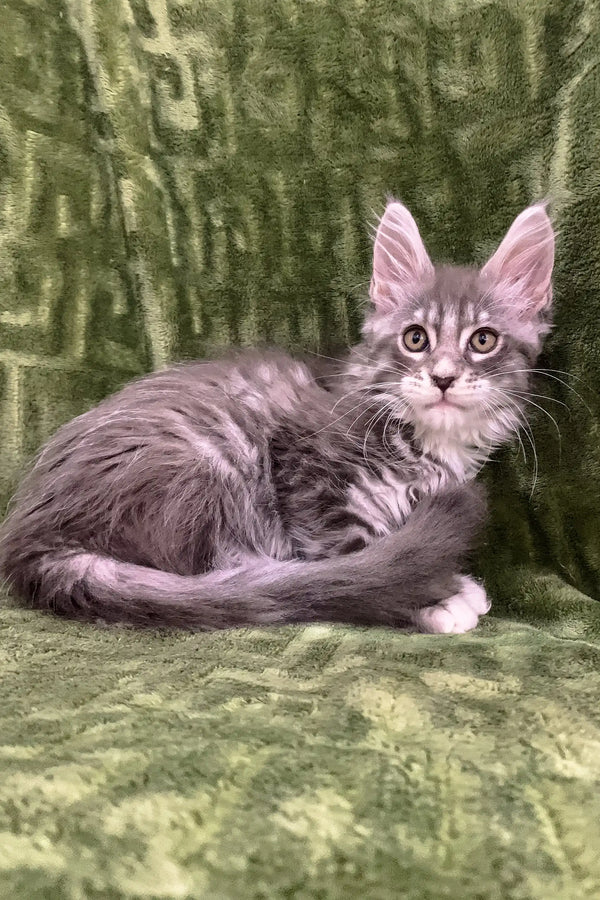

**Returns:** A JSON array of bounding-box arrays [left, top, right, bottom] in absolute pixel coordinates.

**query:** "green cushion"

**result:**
[[0, 0, 599, 896]]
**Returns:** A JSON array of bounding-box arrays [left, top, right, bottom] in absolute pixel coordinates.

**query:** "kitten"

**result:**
[[0, 201, 554, 634]]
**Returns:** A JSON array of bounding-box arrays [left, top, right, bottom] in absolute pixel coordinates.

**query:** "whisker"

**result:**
[[482, 396, 529, 468], [490, 392, 540, 495], [361, 403, 394, 467], [330, 381, 406, 415], [343, 396, 402, 443], [488, 386, 562, 453], [497, 388, 570, 411], [306, 394, 385, 438], [485, 368, 594, 416], [361, 398, 410, 468]]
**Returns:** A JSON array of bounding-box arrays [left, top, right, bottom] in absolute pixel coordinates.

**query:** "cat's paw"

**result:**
[[415, 576, 490, 634]]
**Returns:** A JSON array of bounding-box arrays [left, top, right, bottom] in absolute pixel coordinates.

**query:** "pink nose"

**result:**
[[432, 375, 456, 393]]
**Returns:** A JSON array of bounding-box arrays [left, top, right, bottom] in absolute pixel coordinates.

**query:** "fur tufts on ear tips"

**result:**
[[370, 200, 434, 311], [481, 203, 555, 315]]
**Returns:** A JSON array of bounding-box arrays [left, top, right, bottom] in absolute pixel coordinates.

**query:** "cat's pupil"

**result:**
[[478, 333, 487, 344], [412, 333, 421, 343]]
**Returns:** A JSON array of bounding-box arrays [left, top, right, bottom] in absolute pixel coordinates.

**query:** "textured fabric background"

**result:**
[[1, 1, 600, 897]]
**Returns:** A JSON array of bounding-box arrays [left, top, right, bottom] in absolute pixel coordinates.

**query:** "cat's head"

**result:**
[[362, 199, 555, 454]]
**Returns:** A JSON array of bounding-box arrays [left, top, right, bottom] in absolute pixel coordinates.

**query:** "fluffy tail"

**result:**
[[0, 486, 485, 630]]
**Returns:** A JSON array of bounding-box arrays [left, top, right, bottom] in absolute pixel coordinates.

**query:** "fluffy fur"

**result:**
[[0, 201, 555, 633]]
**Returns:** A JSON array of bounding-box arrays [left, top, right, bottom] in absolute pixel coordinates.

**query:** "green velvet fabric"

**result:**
[[1, 1, 599, 896]]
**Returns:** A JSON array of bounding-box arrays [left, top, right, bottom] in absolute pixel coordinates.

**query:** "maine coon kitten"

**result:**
[[0, 201, 554, 634]]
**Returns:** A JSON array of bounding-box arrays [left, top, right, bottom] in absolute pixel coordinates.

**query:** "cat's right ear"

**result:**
[[370, 201, 434, 311]]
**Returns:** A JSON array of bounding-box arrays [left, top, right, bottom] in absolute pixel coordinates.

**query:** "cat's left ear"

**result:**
[[481, 204, 555, 315]]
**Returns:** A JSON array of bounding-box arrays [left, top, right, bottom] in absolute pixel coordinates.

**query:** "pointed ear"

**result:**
[[370, 201, 434, 311], [481, 204, 555, 315]]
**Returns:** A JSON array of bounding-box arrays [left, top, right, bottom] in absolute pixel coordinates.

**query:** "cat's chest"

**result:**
[[345, 461, 458, 536]]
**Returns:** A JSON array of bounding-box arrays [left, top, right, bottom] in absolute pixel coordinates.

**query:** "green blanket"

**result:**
[[1, 0, 599, 896]]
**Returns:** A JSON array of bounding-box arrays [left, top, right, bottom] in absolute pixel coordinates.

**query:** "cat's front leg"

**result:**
[[414, 576, 490, 634]]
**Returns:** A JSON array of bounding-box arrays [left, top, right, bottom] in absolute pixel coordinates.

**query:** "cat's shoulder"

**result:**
[[111, 349, 338, 424]]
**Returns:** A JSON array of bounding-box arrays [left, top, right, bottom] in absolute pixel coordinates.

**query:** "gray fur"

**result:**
[[0, 201, 554, 631]]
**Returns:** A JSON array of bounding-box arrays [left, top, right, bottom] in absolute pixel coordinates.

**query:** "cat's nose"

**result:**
[[432, 374, 456, 393]]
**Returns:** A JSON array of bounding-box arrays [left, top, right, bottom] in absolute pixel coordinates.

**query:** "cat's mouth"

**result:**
[[426, 396, 465, 410]]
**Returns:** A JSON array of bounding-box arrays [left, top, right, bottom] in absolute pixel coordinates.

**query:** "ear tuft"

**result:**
[[370, 201, 433, 311], [481, 204, 555, 315]]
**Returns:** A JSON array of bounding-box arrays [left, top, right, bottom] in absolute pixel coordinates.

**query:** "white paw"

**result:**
[[416, 576, 490, 635]]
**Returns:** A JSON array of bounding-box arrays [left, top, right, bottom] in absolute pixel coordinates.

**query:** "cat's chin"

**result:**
[[410, 401, 474, 434]]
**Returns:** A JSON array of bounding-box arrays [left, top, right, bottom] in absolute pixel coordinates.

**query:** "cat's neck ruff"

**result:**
[[418, 431, 486, 482], [412, 417, 506, 483], [389, 392, 523, 483]]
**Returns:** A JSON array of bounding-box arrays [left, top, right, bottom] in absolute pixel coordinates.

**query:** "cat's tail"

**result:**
[[0, 485, 486, 631]]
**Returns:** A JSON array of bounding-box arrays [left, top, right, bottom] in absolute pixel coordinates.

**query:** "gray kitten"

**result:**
[[0, 201, 554, 634]]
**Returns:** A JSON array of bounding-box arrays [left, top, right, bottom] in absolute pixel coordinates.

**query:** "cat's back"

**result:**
[[17, 349, 328, 491], [107, 348, 327, 435]]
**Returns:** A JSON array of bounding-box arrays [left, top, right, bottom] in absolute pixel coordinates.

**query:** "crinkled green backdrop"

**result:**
[[1, 1, 599, 897]]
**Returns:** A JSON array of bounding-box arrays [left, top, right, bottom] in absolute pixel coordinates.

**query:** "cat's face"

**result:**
[[364, 201, 555, 449], [383, 266, 546, 440]]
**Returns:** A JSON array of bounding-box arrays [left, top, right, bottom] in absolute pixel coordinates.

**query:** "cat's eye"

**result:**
[[469, 328, 498, 354], [402, 326, 429, 352]]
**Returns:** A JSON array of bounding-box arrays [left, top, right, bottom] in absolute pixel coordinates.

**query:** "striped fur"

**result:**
[[0, 202, 554, 632]]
